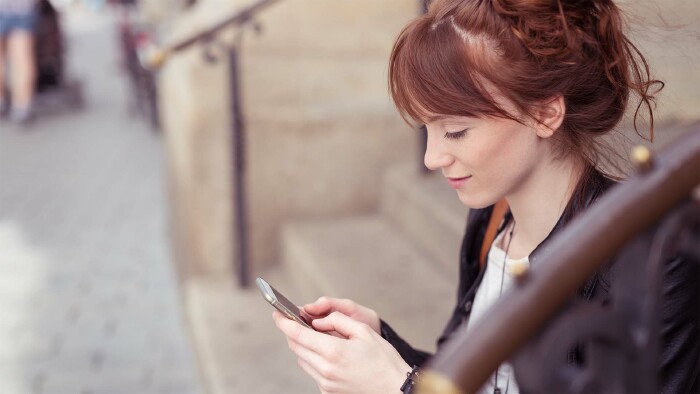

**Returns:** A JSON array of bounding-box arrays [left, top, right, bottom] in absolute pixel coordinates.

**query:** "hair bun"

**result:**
[[490, 0, 606, 62]]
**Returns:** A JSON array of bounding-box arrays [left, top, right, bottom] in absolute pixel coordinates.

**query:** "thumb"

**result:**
[[312, 311, 368, 339], [303, 296, 334, 316]]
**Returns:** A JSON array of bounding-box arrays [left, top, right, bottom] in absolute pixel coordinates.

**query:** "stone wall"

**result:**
[[240, 0, 420, 271], [620, 0, 699, 123]]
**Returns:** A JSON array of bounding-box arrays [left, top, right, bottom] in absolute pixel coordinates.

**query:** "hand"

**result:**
[[273, 310, 411, 394], [302, 297, 381, 334]]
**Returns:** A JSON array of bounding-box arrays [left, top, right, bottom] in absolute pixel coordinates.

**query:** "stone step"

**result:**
[[281, 216, 457, 352], [243, 111, 417, 271], [381, 162, 469, 275], [185, 270, 317, 394]]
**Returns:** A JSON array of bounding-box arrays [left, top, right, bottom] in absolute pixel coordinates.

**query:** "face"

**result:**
[[423, 113, 550, 209]]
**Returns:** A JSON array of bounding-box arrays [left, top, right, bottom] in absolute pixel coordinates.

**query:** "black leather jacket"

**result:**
[[381, 169, 700, 392]]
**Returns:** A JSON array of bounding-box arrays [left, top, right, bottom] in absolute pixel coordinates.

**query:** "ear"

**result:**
[[534, 95, 565, 139]]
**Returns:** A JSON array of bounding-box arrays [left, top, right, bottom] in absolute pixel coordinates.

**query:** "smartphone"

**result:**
[[256, 277, 313, 330]]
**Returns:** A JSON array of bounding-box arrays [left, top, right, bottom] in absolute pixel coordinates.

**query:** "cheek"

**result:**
[[486, 133, 543, 195], [459, 124, 540, 202], [467, 130, 521, 174]]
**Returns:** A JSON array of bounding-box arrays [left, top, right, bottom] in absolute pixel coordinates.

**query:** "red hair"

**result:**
[[389, 0, 663, 173]]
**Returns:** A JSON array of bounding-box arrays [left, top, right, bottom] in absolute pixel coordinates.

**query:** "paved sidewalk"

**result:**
[[0, 7, 202, 394]]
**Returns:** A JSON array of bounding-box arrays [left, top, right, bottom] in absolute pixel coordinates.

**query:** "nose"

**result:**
[[423, 127, 453, 171]]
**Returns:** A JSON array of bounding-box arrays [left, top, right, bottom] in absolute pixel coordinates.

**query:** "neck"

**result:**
[[505, 157, 584, 259]]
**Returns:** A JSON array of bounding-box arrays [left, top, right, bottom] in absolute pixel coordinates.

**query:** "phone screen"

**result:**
[[257, 277, 312, 329]]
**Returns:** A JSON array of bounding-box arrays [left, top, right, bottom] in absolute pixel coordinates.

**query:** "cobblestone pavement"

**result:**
[[0, 7, 203, 394]]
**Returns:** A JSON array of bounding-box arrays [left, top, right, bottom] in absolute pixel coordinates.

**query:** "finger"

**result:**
[[272, 310, 292, 327], [297, 357, 325, 385], [297, 359, 337, 394], [304, 297, 356, 317], [272, 309, 312, 331], [275, 311, 340, 356], [286, 337, 331, 377], [298, 308, 314, 323], [302, 296, 335, 316], [273, 310, 307, 341], [272, 310, 283, 326], [326, 330, 346, 339], [312, 311, 369, 339]]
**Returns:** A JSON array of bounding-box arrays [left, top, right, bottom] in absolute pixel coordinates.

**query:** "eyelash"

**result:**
[[443, 129, 469, 140]]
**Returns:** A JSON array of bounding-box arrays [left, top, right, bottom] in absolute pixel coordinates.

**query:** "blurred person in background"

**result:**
[[0, 0, 37, 124]]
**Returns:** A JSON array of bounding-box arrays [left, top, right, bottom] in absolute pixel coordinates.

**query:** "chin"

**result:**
[[456, 190, 501, 209]]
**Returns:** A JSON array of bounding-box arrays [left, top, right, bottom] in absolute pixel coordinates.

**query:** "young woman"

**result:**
[[272, 0, 699, 393]]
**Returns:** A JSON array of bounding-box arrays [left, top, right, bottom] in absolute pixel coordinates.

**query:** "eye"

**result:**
[[443, 129, 469, 140]]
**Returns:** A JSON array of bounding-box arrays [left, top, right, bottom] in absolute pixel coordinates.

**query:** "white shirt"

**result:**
[[465, 230, 530, 394]]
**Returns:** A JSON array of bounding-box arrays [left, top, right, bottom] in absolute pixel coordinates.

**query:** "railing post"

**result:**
[[143, 0, 283, 289], [229, 45, 250, 288]]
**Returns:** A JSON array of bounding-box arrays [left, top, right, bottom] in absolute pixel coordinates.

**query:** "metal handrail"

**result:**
[[146, 0, 281, 69], [143, 0, 283, 287], [416, 125, 700, 394]]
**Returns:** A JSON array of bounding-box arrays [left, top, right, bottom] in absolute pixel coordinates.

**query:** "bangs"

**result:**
[[389, 15, 512, 125]]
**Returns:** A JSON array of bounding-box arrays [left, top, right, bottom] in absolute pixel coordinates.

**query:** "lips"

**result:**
[[447, 176, 471, 189]]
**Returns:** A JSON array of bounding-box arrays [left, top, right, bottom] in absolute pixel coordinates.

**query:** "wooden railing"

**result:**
[[417, 124, 700, 393]]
